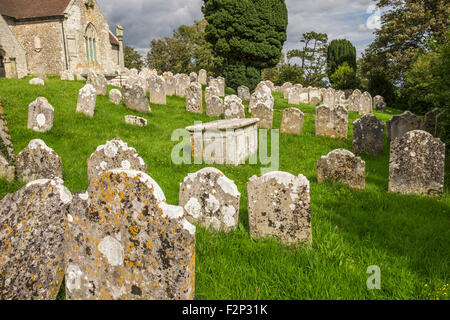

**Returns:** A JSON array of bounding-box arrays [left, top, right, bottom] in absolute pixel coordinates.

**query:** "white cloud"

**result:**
[[97, 0, 376, 58]]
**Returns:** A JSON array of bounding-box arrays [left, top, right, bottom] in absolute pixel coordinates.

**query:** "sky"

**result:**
[[97, 0, 380, 59]]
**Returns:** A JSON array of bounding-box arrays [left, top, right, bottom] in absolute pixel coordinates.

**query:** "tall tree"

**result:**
[[327, 39, 357, 80], [287, 31, 328, 87], [202, 0, 288, 90], [124, 46, 144, 70]]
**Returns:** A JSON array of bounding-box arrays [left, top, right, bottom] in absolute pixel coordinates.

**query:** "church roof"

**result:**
[[0, 0, 72, 20], [109, 32, 120, 46]]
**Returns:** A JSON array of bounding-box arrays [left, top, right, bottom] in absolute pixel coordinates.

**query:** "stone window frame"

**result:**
[[85, 23, 98, 63]]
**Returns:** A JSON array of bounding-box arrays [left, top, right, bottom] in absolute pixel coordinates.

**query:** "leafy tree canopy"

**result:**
[[124, 46, 144, 71]]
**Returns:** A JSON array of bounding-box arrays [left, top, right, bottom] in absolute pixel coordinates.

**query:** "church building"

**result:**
[[0, 0, 124, 78]]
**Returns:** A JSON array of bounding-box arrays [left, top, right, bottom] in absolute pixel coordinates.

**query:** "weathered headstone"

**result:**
[[122, 82, 151, 114], [389, 130, 445, 196], [206, 96, 223, 118], [308, 87, 321, 104], [189, 72, 198, 82], [61, 70, 74, 81], [359, 91, 373, 115], [281, 82, 293, 99], [247, 172, 312, 244], [86, 71, 107, 96], [65, 170, 196, 300], [109, 89, 122, 105], [149, 75, 166, 105], [375, 101, 387, 112], [298, 88, 309, 104], [348, 93, 361, 112], [76, 84, 97, 117], [224, 95, 245, 120], [16, 139, 63, 182], [29, 78, 44, 86], [250, 102, 273, 129], [216, 77, 225, 96], [28, 97, 54, 132], [186, 82, 203, 114], [249, 84, 274, 112], [315, 104, 348, 138], [179, 167, 240, 232], [373, 95, 384, 109], [198, 69, 207, 85], [421, 108, 443, 137], [127, 74, 147, 93], [0, 104, 15, 181], [163, 72, 176, 96], [317, 149, 366, 190], [352, 114, 385, 155], [87, 137, 147, 183], [386, 111, 421, 142], [281, 107, 304, 135], [125, 115, 148, 127], [176, 74, 190, 97], [205, 86, 220, 104], [323, 89, 335, 107], [287, 86, 301, 105], [237, 85, 251, 102], [0, 178, 72, 300]]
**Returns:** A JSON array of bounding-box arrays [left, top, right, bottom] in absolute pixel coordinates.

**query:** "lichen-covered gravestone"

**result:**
[[237, 85, 251, 102], [280, 107, 304, 135], [122, 82, 151, 114], [287, 86, 301, 105], [198, 69, 207, 85], [0, 178, 72, 300], [216, 77, 225, 96], [323, 89, 335, 108], [247, 171, 312, 244], [16, 139, 63, 182], [28, 97, 54, 132], [250, 102, 273, 129], [109, 89, 122, 105], [0, 105, 15, 181], [359, 92, 373, 115], [249, 84, 274, 112], [224, 95, 245, 120], [386, 111, 421, 142], [317, 149, 366, 190], [205, 86, 220, 104], [149, 75, 166, 105], [176, 74, 190, 97], [352, 114, 385, 155], [86, 71, 107, 96], [76, 84, 97, 117], [163, 72, 176, 96], [125, 115, 148, 127], [64, 170, 196, 300], [281, 82, 293, 99], [421, 108, 443, 137], [388, 130, 445, 196], [206, 96, 223, 118], [87, 137, 147, 183], [186, 82, 203, 114], [315, 104, 348, 138], [179, 167, 241, 232]]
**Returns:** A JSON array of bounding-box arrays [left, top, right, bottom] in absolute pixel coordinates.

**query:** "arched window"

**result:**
[[85, 23, 97, 63]]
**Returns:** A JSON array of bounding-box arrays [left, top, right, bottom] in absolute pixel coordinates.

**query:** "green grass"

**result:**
[[0, 76, 449, 300]]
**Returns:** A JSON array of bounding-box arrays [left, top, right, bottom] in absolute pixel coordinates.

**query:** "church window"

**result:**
[[85, 23, 97, 62]]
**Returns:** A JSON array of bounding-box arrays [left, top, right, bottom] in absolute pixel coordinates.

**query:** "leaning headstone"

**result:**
[[122, 82, 151, 114], [176, 74, 190, 97], [125, 115, 148, 127], [186, 82, 203, 114], [237, 85, 251, 102], [206, 96, 223, 117], [86, 71, 107, 96], [0, 178, 72, 300], [149, 75, 166, 105], [29, 78, 44, 86], [315, 105, 348, 138], [386, 111, 421, 142], [198, 69, 207, 85], [76, 84, 97, 117], [163, 72, 176, 96], [317, 149, 366, 190], [281, 107, 304, 135], [224, 95, 245, 120], [179, 167, 240, 232], [65, 170, 196, 300], [28, 97, 54, 132], [352, 114, 385, 155], [421, 108, 443, 137], [389, 130, 445, 196], [16, 139, 63, 182], [249, 84, 274, 112], [109, 89, 122, 105], [247, 171, 312, 244], [127, 74, 148, 93], [250, 102, 273, 129], [87, 137, 147, 183], [359, 91, 373, 115]]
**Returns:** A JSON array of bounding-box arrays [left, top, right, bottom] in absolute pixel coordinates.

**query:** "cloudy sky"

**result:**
[[97, 0, 380, 58]]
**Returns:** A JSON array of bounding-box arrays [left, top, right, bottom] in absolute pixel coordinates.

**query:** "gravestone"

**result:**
[[186, 82, 203, 114], [29, 78, 44, 86], [421, 108, 443, 137], [375, 101, 387, 111], [373, 95, 384, 109], [224, 95, 245, 120], [216, 77, 225, 96], [109, 89, 122, 105], [281, 82, 293, 99], [16, 139, 63, 182], [348, 93, 361, 112], [123, 82, 151, 114], [125, 115, 147, 127], [198, 69, 207, 85], [281, 107, 304, 135], [61, 70, 74, 81], [205, 86, 220, 104], [86, 71, 107, 96], [28, 97, 54, 132], [87, 137, 147, 183], [189, 72, 198, 82], [389, 130, 445, 196], [64, 170, 196, 300], [353, 114, 385, 155], [179, 167, 241, 232], [176, 74, 190, 97], [386, 111, 421, 142], [247, 172, 312, 244], [249, 84, 274, 112], [163, 72, 176, 96], [250, 102, 273, 129], [206, 96, 223, 118], [315, 105, 348, 138], [0, 178, 72, 300], [0, 104, 15, 181], [298, 88, 309, 104], [237, 85, 251, 102], [317, 149, 366, 190], [308, 87, 321, 104], [149, 75, 166, 105], [76, 84, 97, 117], [323, 89, 335, 107], [126, 74, 147, 93], [359, 92, 373, 115], [287, 86, 301, 105]]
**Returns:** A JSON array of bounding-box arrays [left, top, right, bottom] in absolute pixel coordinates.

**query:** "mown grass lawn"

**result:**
[[0, 76, 449, 300]]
